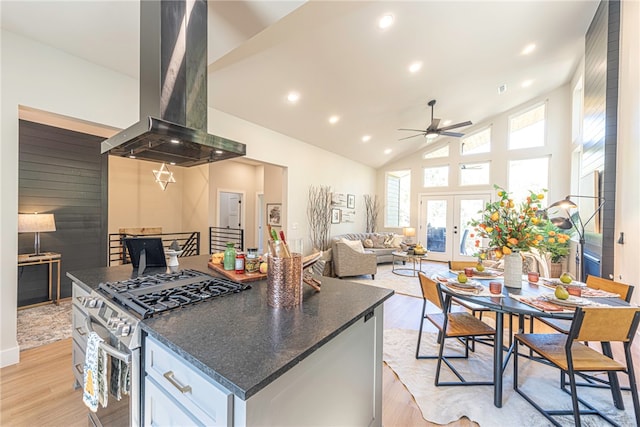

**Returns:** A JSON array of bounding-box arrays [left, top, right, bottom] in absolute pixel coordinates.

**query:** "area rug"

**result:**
[[383, 328, 637, 427], [350, 262, 448, 298], [17, 300, 72, 351]]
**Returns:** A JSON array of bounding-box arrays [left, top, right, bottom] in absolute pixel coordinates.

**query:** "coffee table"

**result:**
[[391, 251, 428, 276]]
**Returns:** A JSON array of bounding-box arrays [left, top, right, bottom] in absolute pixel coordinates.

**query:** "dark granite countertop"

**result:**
[[67, 255, 393, 400]]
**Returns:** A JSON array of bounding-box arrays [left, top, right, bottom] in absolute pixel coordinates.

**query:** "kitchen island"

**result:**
[[68, 255, 393, 426]]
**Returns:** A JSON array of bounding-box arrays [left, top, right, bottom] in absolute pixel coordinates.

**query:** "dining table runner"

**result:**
[[538, 280, 621, 298]]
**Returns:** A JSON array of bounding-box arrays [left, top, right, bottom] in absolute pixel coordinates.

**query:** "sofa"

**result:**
[[332, 232, 405, 264]]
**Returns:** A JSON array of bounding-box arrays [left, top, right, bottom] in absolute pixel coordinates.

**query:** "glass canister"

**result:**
[[245, 248, 259, 273], [235, 252, 245, 274], [223, 242, 236, 271]]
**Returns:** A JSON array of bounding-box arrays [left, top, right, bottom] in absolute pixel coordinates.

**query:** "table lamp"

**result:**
[[548, 195, 604, 282], [18, 213, 56, 256], [403, 227, 416, 245]]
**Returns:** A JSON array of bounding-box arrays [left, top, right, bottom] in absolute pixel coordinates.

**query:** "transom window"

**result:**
[[385, 170, 410, 227], [509, 102, 546, 150], [423, 166, 449, 187], [423, 145, 449, 159], [461, 127, 491, 155], [459, 162, 490, 186]]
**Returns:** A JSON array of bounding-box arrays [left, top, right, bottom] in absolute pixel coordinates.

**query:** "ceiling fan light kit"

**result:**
[[398, 99, 472, 141]]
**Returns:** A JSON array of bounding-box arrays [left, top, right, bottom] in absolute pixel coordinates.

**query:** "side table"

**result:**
[[18, 252, 61, 308], [391, 251, 428, 277]]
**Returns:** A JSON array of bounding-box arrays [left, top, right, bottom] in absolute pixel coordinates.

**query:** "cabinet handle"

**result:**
[[163, 371, 192, 394], [75, 363, 83, 375], [75, 326, 87, 336]]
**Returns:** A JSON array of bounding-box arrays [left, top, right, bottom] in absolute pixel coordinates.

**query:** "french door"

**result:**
[[418, 193, 491, 262]]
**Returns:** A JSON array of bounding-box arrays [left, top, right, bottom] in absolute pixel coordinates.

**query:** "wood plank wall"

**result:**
[[582, 0, 619, 278], [18, 120, 108, 304]]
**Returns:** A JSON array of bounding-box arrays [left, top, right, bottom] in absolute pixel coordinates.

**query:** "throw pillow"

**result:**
[[389, 234, 404, 248], [383, 233, 394, 247], [340, 238, 365, 253], [371, 234, 386, 249], [363, 238, 374, 248]]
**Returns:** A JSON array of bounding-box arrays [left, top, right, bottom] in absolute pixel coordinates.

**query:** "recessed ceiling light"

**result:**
[[408, 61, 422, 73], [521, 79, 534, 88], [329, 115, 340, 124], [171, 139, 180, 144], [215, 150, 223, 154], [362, 135, 371, 143], [170, 162, 176, 166], [521, 43, 536, 55], [378, 14, 394, 29], [384, 148, 392, 155], [287, 91, 300, 103]]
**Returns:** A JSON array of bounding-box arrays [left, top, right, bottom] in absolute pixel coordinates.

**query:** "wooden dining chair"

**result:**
[[415, 272, 496, 386], [514, 306, 640, 427], [538, 275, 634, 334]]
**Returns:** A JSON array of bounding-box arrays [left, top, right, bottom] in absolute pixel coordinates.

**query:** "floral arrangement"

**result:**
[[469, 185, 550, 259], [536, 222, 572, 263]]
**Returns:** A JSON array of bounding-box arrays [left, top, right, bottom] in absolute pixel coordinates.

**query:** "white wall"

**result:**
[[615, 0, 640, 306], [0, 30, 376, 367]]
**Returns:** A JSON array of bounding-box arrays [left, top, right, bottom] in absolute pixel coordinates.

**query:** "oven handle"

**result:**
[[84, 317, 132, 365]]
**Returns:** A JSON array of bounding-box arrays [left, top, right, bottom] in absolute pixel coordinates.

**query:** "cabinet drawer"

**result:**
[[72, 339, 85, 387], [72, 307, 89, 349], [144, 376, 202, 427], [145, 336, 232, 427]]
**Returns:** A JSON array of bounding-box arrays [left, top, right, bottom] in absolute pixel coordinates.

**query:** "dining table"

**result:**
[[435, 271, 631, 408]]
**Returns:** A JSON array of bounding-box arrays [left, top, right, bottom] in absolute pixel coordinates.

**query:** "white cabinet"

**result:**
[[144, 376, 204, 426], [144, 336, 233, 426], [71, 282, 90, 388]]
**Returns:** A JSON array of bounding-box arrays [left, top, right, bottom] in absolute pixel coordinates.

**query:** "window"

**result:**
[[508, 157, 549, 203], [423, 166, 449, 187], [572, 77, 583, 144], [460, 162, 490, 186], [423, 145, 449, 159], [509, 102, 546, 149], [385, 170, 410, 227], [461, 127, 491, 155]]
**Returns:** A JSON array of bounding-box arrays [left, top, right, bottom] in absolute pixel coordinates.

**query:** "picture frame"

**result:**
[[331, 208, 341, 224], [347, 194, 356, 209], [267, 203, 282, 226]]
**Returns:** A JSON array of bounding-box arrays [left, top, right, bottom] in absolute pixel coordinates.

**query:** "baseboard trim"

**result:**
[[0, 345, 20, 368]]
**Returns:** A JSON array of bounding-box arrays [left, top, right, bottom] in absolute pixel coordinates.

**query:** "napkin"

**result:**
[[445, 283, 504, 297]]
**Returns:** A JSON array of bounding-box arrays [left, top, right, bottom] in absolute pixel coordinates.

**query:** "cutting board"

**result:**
[[207, 261, 267, 283]]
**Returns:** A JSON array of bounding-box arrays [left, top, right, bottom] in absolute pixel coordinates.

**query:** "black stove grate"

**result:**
[[98, 270, 251, 319]]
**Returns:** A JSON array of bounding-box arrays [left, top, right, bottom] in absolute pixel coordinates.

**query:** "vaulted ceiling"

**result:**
[[1, 1, 599, 168]]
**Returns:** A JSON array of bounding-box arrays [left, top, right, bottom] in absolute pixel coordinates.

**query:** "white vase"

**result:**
[[503, 252, 523, 288]]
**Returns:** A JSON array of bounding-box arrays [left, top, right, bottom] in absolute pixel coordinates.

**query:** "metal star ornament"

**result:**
[[152, 163, 176, 190]]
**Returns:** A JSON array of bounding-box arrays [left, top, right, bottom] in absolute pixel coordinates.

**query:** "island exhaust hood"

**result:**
[[101, 0, 245, 167]]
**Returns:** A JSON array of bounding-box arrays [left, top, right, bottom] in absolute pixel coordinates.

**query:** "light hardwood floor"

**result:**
[[2, 273, 638, 426]]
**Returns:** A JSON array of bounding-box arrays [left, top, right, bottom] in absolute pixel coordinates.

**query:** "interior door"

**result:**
[[418, 194, 490, 262], [219, 192, 243, 229]]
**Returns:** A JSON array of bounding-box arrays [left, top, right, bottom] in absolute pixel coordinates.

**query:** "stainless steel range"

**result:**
[[75, 269, 251, 427]]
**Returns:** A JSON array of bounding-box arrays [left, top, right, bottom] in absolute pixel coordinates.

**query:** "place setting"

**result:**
[[434, 273, 505, 297]]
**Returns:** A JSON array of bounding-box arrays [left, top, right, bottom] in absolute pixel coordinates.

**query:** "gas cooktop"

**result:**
[[97, 269, 251, 319]]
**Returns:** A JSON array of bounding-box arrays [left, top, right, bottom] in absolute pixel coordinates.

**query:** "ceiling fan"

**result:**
[[398, 99, 472, 141]]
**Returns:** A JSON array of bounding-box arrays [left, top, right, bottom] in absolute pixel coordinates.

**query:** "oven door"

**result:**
[[84, 316, 141, 427]]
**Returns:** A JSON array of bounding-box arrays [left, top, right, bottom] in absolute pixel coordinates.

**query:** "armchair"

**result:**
[[332, 240, 377, 279]]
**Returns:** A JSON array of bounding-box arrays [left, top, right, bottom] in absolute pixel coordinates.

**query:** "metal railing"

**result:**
[[108, 231, 200, 266], [209, 227, 244, 254]]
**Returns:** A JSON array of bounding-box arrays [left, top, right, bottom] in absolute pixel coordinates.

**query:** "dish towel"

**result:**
[[83, 332, 108, 411], [110, 354, 131, 400]]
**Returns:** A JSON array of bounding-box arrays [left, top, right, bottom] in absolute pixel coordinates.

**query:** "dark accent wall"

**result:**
[[582, 0, 619, 279], [18, 120, 108, 305]]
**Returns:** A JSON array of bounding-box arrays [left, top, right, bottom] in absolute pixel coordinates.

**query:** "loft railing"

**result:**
[[209, 227, 244, 254], [108, 231, 200, 266]]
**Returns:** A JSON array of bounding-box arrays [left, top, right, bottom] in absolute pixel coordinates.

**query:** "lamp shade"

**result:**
[[403, 227, 416, 237], [548, 197, 578, 210], [18, 213, 56, 233]]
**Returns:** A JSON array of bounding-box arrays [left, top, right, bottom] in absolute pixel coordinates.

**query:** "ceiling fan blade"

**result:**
[[398, 128, 428, 132], [398, 133, 425, 141], [429, 118, 440, 130], [438, 120, 472, 132], [440, 131, 465, 138]]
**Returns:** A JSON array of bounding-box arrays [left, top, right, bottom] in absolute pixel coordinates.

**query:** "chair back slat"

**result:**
[[418, 272, 443, 311], [586, 275, 634, 302], [448, 261, 477, 271], [573, 307, 640, 343]]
